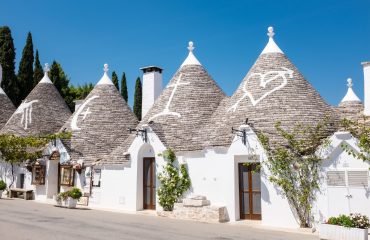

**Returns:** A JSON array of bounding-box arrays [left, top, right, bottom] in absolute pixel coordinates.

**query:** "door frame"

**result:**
[[238, 163, 262, 220], [143, 157, 156, 210]]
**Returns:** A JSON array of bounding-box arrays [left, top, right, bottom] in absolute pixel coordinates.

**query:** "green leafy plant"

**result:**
[[341, 117, 370, 163], [68, 187, 83, 200], [56, 191, 69, 201], [157, 149, 191, 211], [258, 118, 332, 228], [0, 132, 71, 189], [327, 214, 370, 229], [56, 187, 82, 201], [0, 180, 7, 191]]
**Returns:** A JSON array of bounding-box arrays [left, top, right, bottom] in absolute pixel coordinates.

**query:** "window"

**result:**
[[348, 171, 368, 187], [32, 165, 46, 185], [327, 170, 369, 187], [59, 165, 74, 186]]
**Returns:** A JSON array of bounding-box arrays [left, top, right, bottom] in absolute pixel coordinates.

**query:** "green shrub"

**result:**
[[327, 213, 370, 229], [56, 191, 69, 201], [157, 149, 191, 211], [68, 187, 82, 200], [0, 180, 6, 191]]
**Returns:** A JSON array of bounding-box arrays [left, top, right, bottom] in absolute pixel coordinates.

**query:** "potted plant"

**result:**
[[319, 213, 369, 240], [55, 191, 69, 206], [55, 188, 82, 208], [0, 180, 6, 199], [65, 187, 82, 209]]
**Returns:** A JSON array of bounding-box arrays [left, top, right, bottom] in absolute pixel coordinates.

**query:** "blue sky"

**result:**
[[2, 0, 370, 107]]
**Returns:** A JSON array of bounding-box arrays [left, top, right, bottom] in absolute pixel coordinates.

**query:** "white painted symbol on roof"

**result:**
[[149, 73, 190, 121], [71, 95, 99, 131], [228, 67, 293, 112], [15, 100, 39, 130]]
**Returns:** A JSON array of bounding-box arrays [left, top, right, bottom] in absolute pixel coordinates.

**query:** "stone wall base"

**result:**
[[157, 203, 229, 223]]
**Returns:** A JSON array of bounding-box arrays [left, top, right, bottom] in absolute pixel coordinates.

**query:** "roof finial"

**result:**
[[347, 78, 353, 88], [267, 26, 275, 38], [43, 63, 50, 74], [103, 63, 109, 73], [188, 41, 194, 52]]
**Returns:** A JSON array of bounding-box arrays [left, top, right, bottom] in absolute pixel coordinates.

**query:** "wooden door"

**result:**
[[143, 158, 156, 210], [239, 163, 261, 220]]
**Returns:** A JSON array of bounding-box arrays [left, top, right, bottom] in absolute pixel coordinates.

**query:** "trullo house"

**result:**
[[0, 64, 71, 195]]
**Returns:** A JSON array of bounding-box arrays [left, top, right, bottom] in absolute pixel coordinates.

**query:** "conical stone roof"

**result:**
[[141, 42, 225, 152], [61, 64, 138, 165], [109, 42, 225, 162], [338, 78, 363, 121], [0, 64, 71, 136], [205, 27, 338, 148], [0, 64, 16, 129]]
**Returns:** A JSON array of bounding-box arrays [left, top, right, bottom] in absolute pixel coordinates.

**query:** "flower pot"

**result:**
[[65, 197, 77, 209], [0, 190, 3, 199], [319, 223, 368, 240]]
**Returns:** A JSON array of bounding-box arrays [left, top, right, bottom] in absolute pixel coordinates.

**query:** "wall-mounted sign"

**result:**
[[32, 165, 46, 185], [77, 196, 89, 206], [59, 165, 75, 186], [49, 151, 60, 161], [92, 169, 101, 187]]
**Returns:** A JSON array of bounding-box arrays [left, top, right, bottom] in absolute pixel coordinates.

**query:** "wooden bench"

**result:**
[[9, 188, 33, 200]]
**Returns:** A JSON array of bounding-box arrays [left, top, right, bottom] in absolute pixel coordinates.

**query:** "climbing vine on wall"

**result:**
[[258, 118, 332, 228], [341, 116, 370, 163], [157, 149, 191, 211]]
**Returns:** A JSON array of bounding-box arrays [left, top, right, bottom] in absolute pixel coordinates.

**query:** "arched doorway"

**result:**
[[137, 143, 156, 210], [143, 157, 156, 209]]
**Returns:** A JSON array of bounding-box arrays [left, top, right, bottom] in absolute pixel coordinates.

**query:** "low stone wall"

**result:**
[[157, 203, 228, 223]]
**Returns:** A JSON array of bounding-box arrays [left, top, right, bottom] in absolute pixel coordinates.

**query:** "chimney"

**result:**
[[140, 66, 163, 118], [74, 99, 85, 112], [362, 62, 370, 116]]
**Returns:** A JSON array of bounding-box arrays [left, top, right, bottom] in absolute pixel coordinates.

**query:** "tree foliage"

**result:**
[[341, 116, 370, 163], [17, 32, 34, 105], [258, 118, 332, 228], [0, 132, 71, 188], [65, 83, 94, 111], [157, 149, 191, 211], [0, 26, 18, 105], [33, 49, 43, 87], [112, 71, 119, 91], [121, 72, 128, 102], [133, 77, 142, 120]]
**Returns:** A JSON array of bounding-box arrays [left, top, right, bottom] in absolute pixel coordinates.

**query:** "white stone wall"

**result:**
[[314, 132, 370, 224]]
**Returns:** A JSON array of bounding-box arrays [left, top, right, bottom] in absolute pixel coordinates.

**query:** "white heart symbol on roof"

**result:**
[[228, 67, 294, 112]]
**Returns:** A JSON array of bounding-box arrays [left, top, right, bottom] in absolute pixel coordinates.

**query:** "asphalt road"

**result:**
[[0, 199, 317, 240]]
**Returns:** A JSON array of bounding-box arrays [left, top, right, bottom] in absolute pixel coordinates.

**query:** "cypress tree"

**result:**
[[121, 72, 128, 102], [0, 26, 18, 105], [133, 77, 142, 120], [111, 71, 119, 91], [33, 50, 43, 87], [17, 32, 34, 105], [49, 61, 71, 108]]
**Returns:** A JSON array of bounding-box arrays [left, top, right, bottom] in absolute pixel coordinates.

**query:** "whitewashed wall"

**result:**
[[314, 132, 370, 224]]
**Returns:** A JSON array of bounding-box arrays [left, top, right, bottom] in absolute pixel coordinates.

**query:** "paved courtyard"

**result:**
[[0, 199, 317, 240]]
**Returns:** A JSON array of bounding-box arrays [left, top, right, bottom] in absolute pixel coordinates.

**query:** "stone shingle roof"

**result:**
[[204, 28, 338, 148], [61, 66, 138, 165], [337, 78, 364, 121], [0, 71, 71, 136], [0, 88, 15, 129], [108, 43, 225, 163]]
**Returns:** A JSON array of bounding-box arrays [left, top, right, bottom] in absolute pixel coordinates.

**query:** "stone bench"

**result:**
[[9, 188, 33, 200]]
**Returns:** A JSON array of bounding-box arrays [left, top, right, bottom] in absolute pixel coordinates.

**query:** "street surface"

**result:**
[[0, 199, 317, 240]]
